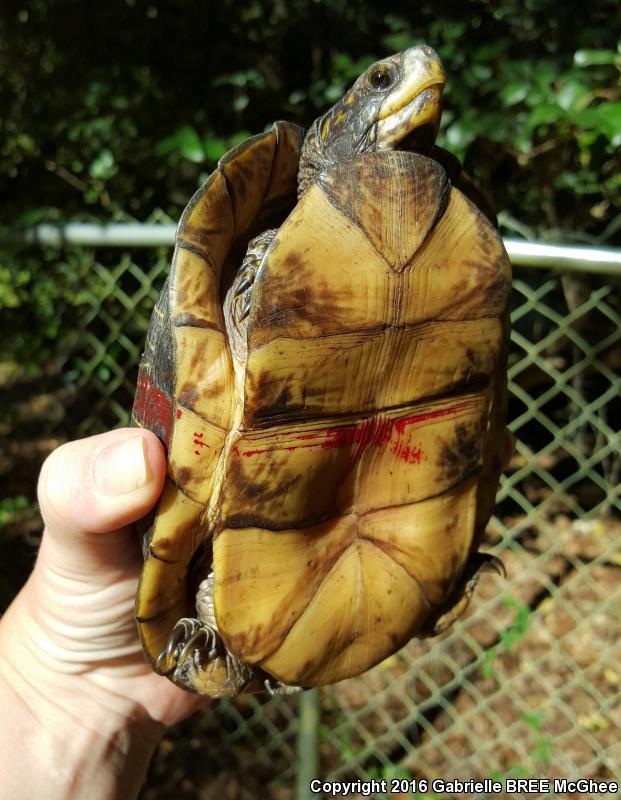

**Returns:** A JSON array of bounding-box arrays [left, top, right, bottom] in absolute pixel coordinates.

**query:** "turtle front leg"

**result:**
[[233, 229, 277, 322]]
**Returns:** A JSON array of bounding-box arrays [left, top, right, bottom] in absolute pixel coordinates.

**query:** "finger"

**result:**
[[37, 428, 166, 575]]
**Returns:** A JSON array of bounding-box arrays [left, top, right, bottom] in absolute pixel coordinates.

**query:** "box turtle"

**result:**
[[132, 45, 511, 696]]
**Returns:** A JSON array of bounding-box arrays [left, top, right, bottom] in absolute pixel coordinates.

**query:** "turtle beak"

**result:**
[[376, 46, 445, 151]]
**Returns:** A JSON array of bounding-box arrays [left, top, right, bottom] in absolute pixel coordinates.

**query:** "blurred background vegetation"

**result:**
[[1, 0, 619, 229]]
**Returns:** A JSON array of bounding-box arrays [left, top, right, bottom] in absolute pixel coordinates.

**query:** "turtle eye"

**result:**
[[368, 65, 394, 91]]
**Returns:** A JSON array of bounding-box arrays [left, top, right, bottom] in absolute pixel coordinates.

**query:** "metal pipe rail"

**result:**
[[2, 223, 621, 275]]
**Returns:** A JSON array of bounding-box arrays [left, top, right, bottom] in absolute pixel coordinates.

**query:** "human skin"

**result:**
[[0, 428, 207, 799]]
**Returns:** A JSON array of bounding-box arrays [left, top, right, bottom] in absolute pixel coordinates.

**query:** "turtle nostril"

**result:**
[[423, 46, 433, 56]]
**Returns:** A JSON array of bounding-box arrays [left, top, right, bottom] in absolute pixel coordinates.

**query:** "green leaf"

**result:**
[[472, 63, 493, 81], [501, 83, 529, 107], [522, 711, 545, 731], [382, 33, 413, 52], [89, 149, 116, 179], [597, 102, 621, 144], [574, 49, 619, 67], [154, 126, 205, 163], [17, 208, 50, 225], [526, 103, 564, 131], [203, 137, 228, 161], [444, 120, 476, 152], [572, 102, 621, 144], [288, 89, 306, 105], [229, 130, 253, 147], [16, 133, 36, 153], [557, 80, 590, 112], [531, 736, 554, 764], [232, 94, 249, 112]]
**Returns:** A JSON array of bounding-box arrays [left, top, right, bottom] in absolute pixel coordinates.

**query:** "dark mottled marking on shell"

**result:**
[[148, 545, 179, 565], [222, 455, 305, 527], [450, 252, 510, 318], [244, 370, 303, 424], [239, 470, 301, 503], [471, 213, 511, 307], [136, 604, 183, 624], [223, 146, 274, 223], [152, 536, 174, 553], [174, 312, 221, 331], [177, 384, 199, 410], [176, 240, 218, 266], [189, 343, 210, 371], [437, 422, 482, 485], [459, 348, 490, 387], [253, 251, 356, 334], [252, 388, 298, 420], [175, 466, 191, 485], [220, 511, 290, 532], [318, 152, 450, 272], [201, 381, 226, 400], [465, 347, 484, 372]]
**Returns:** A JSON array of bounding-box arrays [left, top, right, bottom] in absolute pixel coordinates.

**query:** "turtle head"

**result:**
[[298, 46, 445, 195]]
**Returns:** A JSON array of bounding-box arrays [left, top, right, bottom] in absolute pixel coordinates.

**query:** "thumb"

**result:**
[[37, 428, 166, 577]]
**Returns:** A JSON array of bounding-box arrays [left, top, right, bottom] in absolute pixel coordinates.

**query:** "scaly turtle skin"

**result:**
[[132, 46, 511, 696]]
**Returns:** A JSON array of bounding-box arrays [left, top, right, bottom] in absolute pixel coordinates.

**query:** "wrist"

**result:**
[[0, 603, 163, 800]]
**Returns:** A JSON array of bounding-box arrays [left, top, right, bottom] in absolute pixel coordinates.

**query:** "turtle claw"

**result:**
[[224, 651, 253, 692], [232, 265, 256, 323], [462, 552, 506, 596], [179, 625, 217, 665], [478, 553, 506, 579], [264, 678, 302, 696], [234, 272, 254, 296], [156, 617, 219, 673], [156, 618, 195, 672], [240, 299, 252, 320], [232, 228, 278, 325]]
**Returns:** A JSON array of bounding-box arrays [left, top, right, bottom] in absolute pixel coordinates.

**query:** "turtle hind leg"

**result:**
[[156, 572, 254, 696], [232, 228, 277, 322], [264, 678, 303, 696], [426, 551, 506, 636]]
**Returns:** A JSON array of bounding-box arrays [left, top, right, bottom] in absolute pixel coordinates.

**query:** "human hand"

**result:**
[[0, 428, 207, 799]]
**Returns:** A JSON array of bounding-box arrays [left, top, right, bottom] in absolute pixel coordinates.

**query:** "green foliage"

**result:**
[[0, 0, 618, 241], [0, 495, 31, 528], [482, 595, 532, 678], [0, 245, 92, 371], [522, 711, 555, 764]]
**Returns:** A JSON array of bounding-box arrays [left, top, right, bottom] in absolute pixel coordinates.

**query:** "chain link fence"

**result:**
[[3, 214, 620, 799]]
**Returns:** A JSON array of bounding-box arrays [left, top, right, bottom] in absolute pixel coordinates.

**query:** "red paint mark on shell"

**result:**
[[192, 431, 209, 456], [234, 402, 472, 462], [241, 447, 274, 458], [133, 372, 173, 444], [176, 409, 183, 420]]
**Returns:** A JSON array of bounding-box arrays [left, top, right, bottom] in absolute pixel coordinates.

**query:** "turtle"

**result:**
[[132, 45, 511, 697]]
